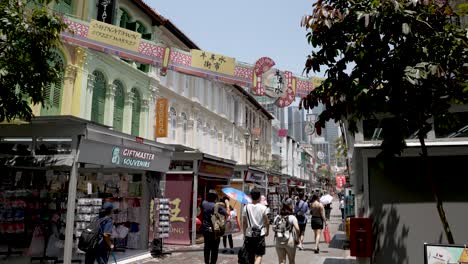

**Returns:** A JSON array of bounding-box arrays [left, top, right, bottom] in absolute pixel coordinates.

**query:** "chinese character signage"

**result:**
[[336, 175, 346, 189], [111, 146, 155, 168], [191, 50, 236, 76], [278, 128, 288, 138], [87, 20, 141, 52], [156, 98, 168, 138], [164, 174, 193, 245], [264, 69, 287, 98], [96, 0, 115, 24]]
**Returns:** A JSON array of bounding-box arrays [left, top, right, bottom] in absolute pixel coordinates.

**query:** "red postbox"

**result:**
[[350, 217, 373, 257]]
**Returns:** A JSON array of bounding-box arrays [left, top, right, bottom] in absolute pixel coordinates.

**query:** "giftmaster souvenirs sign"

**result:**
[[111, 146, 155, 168]]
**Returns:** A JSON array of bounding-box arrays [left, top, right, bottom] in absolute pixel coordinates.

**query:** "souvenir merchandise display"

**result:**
[[76, 174, 144, 251], [267, 194, 280, 223], [154, 198, 170, 239], [0, 169, 68, 259], [74, 198, 102, 240]]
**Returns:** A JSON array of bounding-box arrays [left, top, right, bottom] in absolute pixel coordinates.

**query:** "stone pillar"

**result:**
[[104, 83, 117, 127], [148, 80, 159, 140], [187, 119, 194, 148], [123, 91, 135, 134], [85, 73, 95, 120], [71, 47, 88, 117], [176, 115, 184, 145], [140, 99, 150, 138], [60, 65, 78, 115]]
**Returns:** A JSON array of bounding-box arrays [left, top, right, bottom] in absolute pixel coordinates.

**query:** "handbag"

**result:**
[[323, 225, 331, 244]]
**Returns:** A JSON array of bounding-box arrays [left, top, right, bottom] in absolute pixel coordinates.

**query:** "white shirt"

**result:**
[[243, 203, 268, 237]]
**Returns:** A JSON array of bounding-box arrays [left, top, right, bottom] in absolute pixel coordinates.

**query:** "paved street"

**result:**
[[138, 199, 355, 264]]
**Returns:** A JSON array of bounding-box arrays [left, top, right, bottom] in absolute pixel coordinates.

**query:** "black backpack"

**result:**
[[78, 217, 109, 252]]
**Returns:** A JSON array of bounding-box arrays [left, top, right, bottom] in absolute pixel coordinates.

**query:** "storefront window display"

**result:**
[[0, 168, 68, 261]]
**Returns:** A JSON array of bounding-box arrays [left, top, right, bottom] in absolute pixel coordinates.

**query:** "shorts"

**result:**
[[311, 216, 324, 230], [245, 235, 266, 257], [298, 223, 307, 236]]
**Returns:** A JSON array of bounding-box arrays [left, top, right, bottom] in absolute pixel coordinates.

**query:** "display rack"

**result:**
[[151, 198, 170, 257], [74, 198, 102, 250]]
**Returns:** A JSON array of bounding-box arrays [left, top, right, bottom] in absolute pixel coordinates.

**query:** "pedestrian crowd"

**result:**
[[198, 188, 340, 264]]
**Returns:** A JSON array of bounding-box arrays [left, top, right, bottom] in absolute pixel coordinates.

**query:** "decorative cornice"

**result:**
[[75, 47, 87, 68], [141, 99, 150, 110], [125, 91, 135, 104], [64, 65, 78, 81]]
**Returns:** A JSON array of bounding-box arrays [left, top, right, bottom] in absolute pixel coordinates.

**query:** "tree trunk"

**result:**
[[418, 133, 455, 244]]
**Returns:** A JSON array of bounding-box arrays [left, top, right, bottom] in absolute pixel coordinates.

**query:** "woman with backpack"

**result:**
[[200, 190, 227, 264], [309, 194, 327, 253], [273, 198, 300, 264]]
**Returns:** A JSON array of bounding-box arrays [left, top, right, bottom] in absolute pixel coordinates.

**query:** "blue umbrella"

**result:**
[[222, 187, 252, 204]]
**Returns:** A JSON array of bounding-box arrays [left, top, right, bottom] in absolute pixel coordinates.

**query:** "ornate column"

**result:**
[[147, 79, 160, 140], [60, 65, 78, 115], [140, 99, 150, 138], [104, 82, 117, 127], [123, 91, 135, 134], [85, 73, 95, 120], [187, 119, 194, 148], [71, 47, 88, 117], [191, 106, 200, 148]]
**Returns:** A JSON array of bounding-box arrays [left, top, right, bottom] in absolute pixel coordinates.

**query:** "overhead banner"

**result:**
[[191, 50, 236, 76], [87, 19, 141, 52], [245, 170, 266, 183], [156, 98, 168, 138], [164, 174, 193, 245]]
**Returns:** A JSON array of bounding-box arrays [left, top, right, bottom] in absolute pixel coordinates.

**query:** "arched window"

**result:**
[[113, 80, 124, 132], [42, 52, 64, 116], [197, 119, 203, 149], [181, 112, 187, 145], [91, 71, 106, 124], [213, 127, 218, 155], [170, 107, 177, 141], [119, 9, 131, 28], [131, 88, 141, 136]]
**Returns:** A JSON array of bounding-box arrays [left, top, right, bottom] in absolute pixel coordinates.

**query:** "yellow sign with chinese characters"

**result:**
[[191, 50, 236, 76], [87, 20, 141, 52], [169, 198, 186, 222]]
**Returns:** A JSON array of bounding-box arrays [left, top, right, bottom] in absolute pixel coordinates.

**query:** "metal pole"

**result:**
[[191, 161, 199, 245], [64, 136, 81, 263]]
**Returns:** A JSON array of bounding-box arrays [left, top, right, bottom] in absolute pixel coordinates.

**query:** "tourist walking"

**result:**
[[273, 198, 300, 264], [84, 202, 114, 264], [200, 190, 228, 264], [309, 194, 327, 253], [242, 188, 270, 264], [340, 197, 345, 220], [293, 192, 308, 250]]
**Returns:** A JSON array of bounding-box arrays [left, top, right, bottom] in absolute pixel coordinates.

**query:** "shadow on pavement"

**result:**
[[323, 258, 356, 264]]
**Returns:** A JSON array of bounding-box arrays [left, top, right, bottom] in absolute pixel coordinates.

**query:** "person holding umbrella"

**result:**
[[309, 194, 327, 253]]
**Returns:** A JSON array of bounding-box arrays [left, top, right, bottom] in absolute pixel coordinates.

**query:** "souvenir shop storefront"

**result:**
[[0, 116, 173, 264], [164, 149, 235, 246], [288, 178, 307, 196]]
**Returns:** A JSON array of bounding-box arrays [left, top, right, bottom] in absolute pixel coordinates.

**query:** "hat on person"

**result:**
[[103, 202, 114, 210], [208, 189, 217, 195]]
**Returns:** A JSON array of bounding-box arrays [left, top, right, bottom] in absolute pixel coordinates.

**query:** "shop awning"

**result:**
[[0, 154, 75, 168]]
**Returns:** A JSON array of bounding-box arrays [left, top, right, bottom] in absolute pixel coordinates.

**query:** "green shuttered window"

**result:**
[[113, 80, 124, 132], [91, 71, 106, 124], [131, 88, 141, 136]]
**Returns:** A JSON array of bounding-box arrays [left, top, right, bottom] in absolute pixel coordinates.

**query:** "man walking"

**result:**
[[84, 202, 114, 264], [294, 192, 308, 250], [200, 190, 227, 264], [242, 188, 269, 264]]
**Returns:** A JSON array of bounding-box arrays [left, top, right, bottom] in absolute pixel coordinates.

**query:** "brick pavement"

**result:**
[[131, 199, 356, 264]]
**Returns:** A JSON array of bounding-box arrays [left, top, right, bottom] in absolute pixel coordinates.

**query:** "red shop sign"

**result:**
[[164, 174, 193, 245]]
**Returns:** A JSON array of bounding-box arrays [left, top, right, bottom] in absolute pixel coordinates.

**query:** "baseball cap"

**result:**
[[103, 202, 114, 210]]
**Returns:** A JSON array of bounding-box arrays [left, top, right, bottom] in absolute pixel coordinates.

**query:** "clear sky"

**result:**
[[147, 0, 319, 77]]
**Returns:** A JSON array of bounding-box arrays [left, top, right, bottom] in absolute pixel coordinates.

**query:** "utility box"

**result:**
[[350, 217, 373, 257]]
